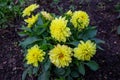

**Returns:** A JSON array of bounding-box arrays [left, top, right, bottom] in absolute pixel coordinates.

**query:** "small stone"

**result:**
[[114, 41, 117, 44], [102, 60, 105, 62], [109, 72, 112, 74], [3, 61, 7, 64]]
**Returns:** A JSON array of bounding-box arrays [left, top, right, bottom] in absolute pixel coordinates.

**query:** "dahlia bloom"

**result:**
[[49, 44, 73, 68], [74, 40, 96, 61], [71, 11, 89, 31], [24, 14, 39, 28], [26, 45, 45, 67], [50, 17, 71, 42], [41, 11, 54, 20], [22, 4, 39, 17]]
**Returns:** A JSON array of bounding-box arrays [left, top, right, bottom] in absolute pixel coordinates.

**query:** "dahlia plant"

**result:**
[[19, 4, 104, 80]]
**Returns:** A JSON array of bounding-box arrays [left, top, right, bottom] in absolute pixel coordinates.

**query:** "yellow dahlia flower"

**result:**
[[50, 17, 71, 42], [71, 11, 90, 31], [74, 40, 96, 61], [66, 10, 73, 16], [24, 14, 39, 28], [26, 45, 45, 67], [22, 4, 39, 17], [41, 11, 54, 20], [49, 44, 73, 68]]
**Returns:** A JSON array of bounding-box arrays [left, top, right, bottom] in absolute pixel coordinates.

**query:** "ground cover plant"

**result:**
[[19, 3, 104, 80], [0, 0, 120, 80], [0, 0, 25, 28]]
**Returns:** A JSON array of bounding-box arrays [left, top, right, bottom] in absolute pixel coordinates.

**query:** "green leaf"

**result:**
[[70, 71, 79, 78], [80, 27, 97, 40], [44, 60, 51, 71], [40, 44, 48, 50], [67, 41, 79, 47], [78, 63, 85, 75], [38, 71, 49, 80], [115, 3, 120, 12], [22, 69, 28, 80], [56, 77, 65, 80], [64, 67, 71, 77], [18, 31, 27, 37], [54, 68, 65, 76], [20, 26, 31, 32], [92, 38, 105, 44], [57, 6, 63, 14], [97, 45, 104, 50], [38, 28, 46, 35], [33, 21, 49, 36], [28, 66, 33, 76], [20, 37, 40, 48], [22, 67, 31, 80], [67, 76, 73, 80], [85, 61, 99, 71], [33, 67, 39, 75], [91, 38, 104, 50], [40, 39, 49, 50], [53, 0, 60, 4], [86, 28, 97, 38], [37, 16, 43, 25], [117, 26, 120, 35], [0, 11, 4, 17], [24, 63, 29, 67]]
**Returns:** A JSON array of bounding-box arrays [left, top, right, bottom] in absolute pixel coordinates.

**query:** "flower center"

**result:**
[[59, 53, 64, 59]]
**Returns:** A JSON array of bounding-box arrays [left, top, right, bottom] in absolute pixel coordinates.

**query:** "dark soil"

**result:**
[[0, 27, 23, 80], [0, 0, 120, 80]]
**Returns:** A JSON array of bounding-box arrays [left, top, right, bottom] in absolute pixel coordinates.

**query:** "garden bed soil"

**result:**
[[0, 0, 120, 80]]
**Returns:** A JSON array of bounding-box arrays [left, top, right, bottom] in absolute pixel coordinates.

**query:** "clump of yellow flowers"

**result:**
[[74, 40, 96, 61], [26, 45, 45, 67], [49, 44, 73, 68], [21, 4, 102, 80]]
